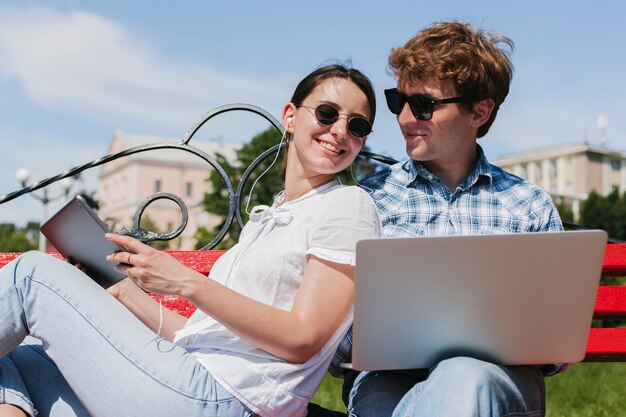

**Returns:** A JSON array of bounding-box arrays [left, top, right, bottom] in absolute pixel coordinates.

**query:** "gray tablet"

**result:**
[[40, 195, 127, 288]]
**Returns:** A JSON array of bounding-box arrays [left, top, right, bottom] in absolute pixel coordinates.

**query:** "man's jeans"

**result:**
[[346, 357, 545, 417], [0, 251, 253, 417]]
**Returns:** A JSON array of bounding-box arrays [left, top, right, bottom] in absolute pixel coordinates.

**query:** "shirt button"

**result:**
[[427, 174, 434, 181]]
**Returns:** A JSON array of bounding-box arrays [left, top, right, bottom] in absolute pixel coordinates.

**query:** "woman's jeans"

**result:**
[[0, 251, 253, 417]]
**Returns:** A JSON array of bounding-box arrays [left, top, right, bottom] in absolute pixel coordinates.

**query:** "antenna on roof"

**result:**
[[597, 114, 608, 147]]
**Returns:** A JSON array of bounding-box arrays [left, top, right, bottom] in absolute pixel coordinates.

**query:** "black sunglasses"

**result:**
[[298, 104, 372, 139], [384, 88, 469, 121]]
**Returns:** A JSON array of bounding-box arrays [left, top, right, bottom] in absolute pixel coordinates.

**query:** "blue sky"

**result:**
[[1, 0, 625, 225]]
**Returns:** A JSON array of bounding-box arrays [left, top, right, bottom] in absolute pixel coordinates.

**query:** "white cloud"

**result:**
[[0, 5, 297, 225], [0, 5, 291, 136]]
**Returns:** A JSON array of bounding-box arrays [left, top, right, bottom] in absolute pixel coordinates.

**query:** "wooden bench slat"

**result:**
[[585, 328, 626, 361], [168, 250, 226, 276], [593, 286, 626, 319], [602, 244, 626, 276]]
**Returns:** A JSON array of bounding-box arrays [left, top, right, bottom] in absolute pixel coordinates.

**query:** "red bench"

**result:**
[[1, 245, 625, 361]]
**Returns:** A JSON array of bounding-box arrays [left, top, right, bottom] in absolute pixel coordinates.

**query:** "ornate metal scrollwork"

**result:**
[[117, 193, 189, 243]]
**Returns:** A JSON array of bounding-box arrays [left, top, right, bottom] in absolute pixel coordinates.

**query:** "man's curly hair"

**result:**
[[389, 21, 514, 137]]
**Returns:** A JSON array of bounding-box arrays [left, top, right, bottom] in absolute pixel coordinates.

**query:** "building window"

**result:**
[[519, 164, 527, 178], [186, 181, 193, 197], [536, 163, 543, 180], [611, 159, 621, 171], [552, 160, 558, 177], [155, 179, 162, 192]]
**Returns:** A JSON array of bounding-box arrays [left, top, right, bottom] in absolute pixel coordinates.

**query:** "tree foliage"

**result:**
[[555, 200, 574, 223], [0, 221, 39, 252], [579, 188, 626, 241], [195, 127, 283, 249]]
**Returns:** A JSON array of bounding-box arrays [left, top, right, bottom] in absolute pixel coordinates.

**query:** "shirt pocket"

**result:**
[[479, 214, 532, 234]]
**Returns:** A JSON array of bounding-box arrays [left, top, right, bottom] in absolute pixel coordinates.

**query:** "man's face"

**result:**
[[395, 78, 478, 168]]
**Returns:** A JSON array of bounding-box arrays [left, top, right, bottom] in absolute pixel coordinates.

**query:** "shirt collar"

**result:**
[[407, 145, 493, 190]]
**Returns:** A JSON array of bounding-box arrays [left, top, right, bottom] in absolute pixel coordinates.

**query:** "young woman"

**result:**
[[0, 64, 381, 417]]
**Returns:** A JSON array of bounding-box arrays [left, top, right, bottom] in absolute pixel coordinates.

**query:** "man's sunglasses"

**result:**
[[298, 104, 372, 139], [384, 88, 469, 121]]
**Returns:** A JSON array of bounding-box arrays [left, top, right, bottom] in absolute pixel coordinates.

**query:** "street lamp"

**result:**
[[15, 168, 76, 252]]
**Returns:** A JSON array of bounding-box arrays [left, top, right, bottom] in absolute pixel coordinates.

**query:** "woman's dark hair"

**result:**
[[291, 64, 377, 123]]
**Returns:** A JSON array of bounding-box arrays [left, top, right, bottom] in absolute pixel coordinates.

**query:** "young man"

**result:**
[[335, 21, 564, 417]]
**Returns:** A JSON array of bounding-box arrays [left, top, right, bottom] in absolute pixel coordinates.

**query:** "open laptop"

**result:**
[[40, 195, 127, 288], [349, 230, 608, 371]]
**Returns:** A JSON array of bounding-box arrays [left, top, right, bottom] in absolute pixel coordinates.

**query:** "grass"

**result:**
[[312, 373, 346, 412], [545, 362, 626, 417], [312, 362, 626, 416]]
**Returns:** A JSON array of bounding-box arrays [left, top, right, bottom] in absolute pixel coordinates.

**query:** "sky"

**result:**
[[1, 0, 625, 226]]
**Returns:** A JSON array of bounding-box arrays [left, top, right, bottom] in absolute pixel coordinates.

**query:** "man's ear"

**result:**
[[470, 98, 496, 128]]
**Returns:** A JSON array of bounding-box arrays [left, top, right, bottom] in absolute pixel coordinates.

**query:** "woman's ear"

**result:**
[[470, 98, 496, 128], [282, 103, 296, 134]]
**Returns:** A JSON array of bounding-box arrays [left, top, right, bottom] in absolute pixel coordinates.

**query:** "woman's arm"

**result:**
[[106, 233, 354, 363], [107, 278, 188, 342], [184, 255, 354, 363]]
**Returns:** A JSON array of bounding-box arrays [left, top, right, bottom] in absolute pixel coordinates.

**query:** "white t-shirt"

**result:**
[[173, 181, 381, 417]]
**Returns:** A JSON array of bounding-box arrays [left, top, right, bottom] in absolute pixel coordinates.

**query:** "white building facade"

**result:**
[[494, 143, 626, 220]]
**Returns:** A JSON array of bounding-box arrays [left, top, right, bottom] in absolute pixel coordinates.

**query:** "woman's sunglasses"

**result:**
[[384, 88, 469, 121], [298, 104, 372, 139]]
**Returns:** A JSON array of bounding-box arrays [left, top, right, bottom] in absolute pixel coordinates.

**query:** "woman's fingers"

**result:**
[[106, 251, 134, 265], [105, 233, 147, 253], [105, 233, 155, 266]]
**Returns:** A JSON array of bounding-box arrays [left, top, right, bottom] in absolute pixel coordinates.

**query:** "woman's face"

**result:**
[[285, 77, 371, 181]]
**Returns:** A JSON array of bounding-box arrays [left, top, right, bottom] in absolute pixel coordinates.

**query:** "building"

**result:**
[[494, 143, 626, 220], [98, 131, 239, 249]]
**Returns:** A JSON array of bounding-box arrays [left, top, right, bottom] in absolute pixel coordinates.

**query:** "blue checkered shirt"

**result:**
[[329, 146, 568, 377]]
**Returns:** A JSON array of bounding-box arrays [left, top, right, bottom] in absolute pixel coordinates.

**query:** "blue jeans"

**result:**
[[0, 251, 253, 417], [346, 357, 545, 417]]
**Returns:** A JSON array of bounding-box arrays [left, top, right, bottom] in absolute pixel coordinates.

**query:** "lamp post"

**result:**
[[15, 168, 76, 252]]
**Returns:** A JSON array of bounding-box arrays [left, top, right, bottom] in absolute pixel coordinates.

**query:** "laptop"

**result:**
[[40, 195, 128, 288], [349, 230, 608, 371]]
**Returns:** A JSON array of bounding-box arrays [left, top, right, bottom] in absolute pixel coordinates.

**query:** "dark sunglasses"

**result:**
[[298, 104, 372, 139], [384, 88, 469, 121]]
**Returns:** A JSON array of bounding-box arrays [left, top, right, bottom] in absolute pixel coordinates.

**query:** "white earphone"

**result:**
[[245, 117, 291, 215]]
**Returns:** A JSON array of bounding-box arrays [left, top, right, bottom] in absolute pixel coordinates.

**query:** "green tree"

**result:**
[[556, 200, 574, 223], [0, 222, 39, 252], [196, 127, 283, 249], [579, 189, 626, 240]]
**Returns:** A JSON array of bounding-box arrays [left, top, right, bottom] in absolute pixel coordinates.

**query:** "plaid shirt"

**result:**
[[329, 146, 568, 377]]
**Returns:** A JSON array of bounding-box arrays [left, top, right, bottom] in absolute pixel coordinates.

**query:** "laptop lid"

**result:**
[[351, 230, 608, 371]]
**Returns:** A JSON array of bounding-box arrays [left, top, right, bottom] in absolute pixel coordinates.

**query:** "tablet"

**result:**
[[40, 195, 127, 288]]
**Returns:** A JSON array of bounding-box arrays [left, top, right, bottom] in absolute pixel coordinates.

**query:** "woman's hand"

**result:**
[[104, 233, 202, 296], [106, 277, 140, 302], [104, 246, 190, 340]]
